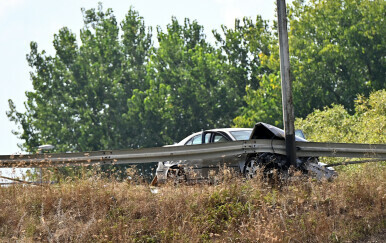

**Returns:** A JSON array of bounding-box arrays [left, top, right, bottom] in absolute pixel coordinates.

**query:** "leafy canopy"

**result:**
[[295, 89, 386, 144], [7, 1, 386, 152], [8, 5, 152, 152]]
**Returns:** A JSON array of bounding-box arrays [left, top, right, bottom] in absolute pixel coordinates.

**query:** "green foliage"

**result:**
[[126, 18, 237, 144], [290, 0, 386, 117], [214, 16, 275, 101], [295, 89, 385, 144], [7, 5, 152, 152], [233, 72, 283, 127], [232, 0, 385, 127], [214, 17, 282, 128], [6, 2, 385, 152]]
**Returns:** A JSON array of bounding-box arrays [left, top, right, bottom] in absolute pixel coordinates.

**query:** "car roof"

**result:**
[[206, 128, 253, 132]]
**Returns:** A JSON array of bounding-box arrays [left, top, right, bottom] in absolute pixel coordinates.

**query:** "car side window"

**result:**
[[204, 133, 211, 143], [191, 135, 202, 145], [185, 132, 227, 145], [213, 134, 228, 143]]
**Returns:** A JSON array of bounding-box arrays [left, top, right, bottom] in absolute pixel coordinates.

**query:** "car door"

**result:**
[[183, 131, 240, 179], [181, 132, 205, 179], [197, 131, 236, 178], [212, 132, 243, 171]]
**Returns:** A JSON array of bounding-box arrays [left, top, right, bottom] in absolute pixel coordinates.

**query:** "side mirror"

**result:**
[[295, 129, 306, 139]]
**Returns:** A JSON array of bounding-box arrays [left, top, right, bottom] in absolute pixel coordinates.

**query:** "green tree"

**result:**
[[213, 16, 282, 127], [295, 89, 385, 144], [9, 2, 385, 153], [7, 5, 152, 152], [295, 89, 385, 165], [233, 72, 283, 128], [235, 0, 385, 128], [289, 0, 386, 117], [214, 16, 275, 110], [126, 18, 236, 145]]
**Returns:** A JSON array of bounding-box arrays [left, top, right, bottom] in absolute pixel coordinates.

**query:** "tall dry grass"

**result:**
[[0, 164, 384, 242]]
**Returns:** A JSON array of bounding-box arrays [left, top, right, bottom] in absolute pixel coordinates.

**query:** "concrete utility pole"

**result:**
[[276, 0, 296, 167]]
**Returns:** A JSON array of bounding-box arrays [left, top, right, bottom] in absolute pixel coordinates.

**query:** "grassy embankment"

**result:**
[[0, 164, 385, 242]]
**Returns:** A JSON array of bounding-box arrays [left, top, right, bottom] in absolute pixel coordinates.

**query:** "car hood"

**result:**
[[250, 122, 307, 142]]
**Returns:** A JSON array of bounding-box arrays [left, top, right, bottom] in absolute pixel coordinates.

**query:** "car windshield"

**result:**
[[230, 130, 252, 141]]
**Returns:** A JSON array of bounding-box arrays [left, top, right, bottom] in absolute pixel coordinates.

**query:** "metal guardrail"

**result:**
[[244, 140, 386, 158], [0, 140, 385, 168], [0, 175, 55, 185], [0, 141, 245, 168]]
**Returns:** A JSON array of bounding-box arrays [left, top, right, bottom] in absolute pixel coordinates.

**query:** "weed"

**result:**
[[0, 164, 384, 242]]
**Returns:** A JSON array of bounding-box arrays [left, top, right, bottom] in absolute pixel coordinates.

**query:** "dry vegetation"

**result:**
[[0, 164, 385, 242]]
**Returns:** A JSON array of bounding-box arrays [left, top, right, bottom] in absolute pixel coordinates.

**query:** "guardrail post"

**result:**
[[277, 0, 296, 167]]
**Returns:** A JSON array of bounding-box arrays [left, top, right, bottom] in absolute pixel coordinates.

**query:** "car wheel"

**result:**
[[244, 157, 260, 178], [166, 166, 186, 184]]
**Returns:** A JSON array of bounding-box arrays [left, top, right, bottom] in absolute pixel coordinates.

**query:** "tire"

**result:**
[[244, 156, 260, 178], [243, 153, 288, 179], [166, 166, 187, 184]]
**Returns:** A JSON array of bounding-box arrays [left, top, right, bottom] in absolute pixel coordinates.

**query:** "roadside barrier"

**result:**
[[1, 139, 385, 168]]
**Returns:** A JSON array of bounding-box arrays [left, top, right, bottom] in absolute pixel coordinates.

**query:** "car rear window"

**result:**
[[230, 130, 252, 141]]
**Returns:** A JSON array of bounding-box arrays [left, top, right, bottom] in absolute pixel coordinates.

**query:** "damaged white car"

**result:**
[[154, 122, 335, 184]]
